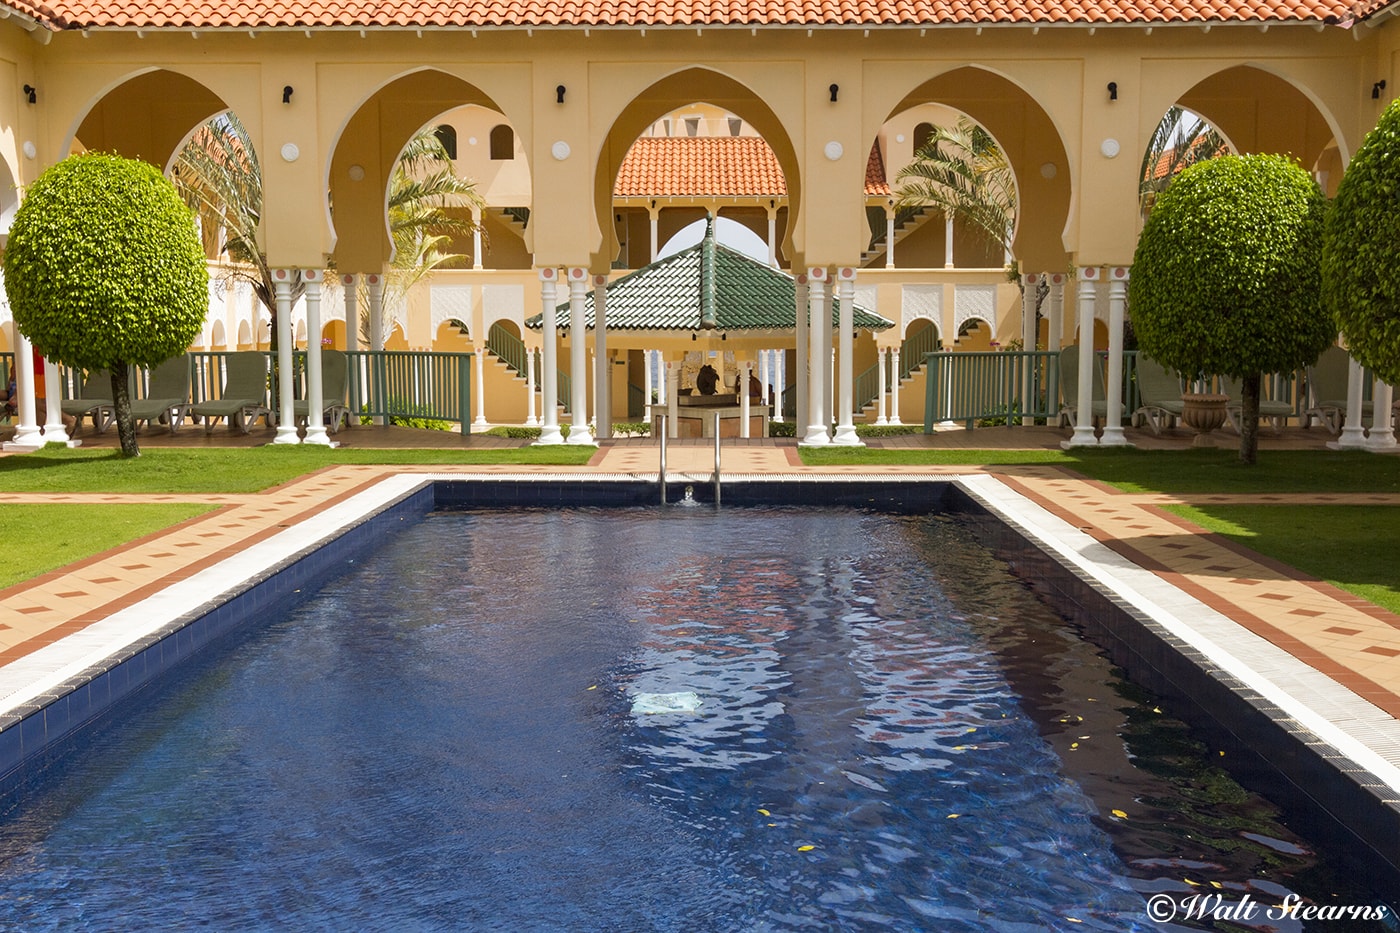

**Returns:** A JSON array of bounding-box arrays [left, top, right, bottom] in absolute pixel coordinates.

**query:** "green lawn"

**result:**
[[0, 503, 216, 589], [799, 446, 1400, 495], [0, 444, 596, 494], [1162, 504, 1400, 615]]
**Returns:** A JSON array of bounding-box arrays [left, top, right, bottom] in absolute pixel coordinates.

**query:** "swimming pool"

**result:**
[[0, 505, 1390, 930]]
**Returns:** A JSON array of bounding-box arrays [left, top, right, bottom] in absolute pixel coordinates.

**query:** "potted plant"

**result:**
[[1129, 154, 1334, 463]]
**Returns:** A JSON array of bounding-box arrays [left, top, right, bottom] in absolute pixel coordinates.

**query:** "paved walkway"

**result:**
[[1, 427, 1398, 803]]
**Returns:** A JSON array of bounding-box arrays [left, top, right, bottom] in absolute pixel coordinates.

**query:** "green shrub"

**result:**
[[855, 423, 919, 437], [1323, 98, 1400, 385], [769, 421, 797, 438]]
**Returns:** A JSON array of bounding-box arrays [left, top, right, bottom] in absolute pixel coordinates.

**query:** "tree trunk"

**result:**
[[110, 366, 140, 458], [1239, 371, 1260, 466]]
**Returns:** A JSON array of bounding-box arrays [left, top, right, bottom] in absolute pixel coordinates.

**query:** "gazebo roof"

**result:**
[[526, 217, 892, 333]]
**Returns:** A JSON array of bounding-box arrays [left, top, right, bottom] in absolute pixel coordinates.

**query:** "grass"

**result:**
[[799, 446, 1400, 495], [1163, 504, 1400, 615], [0, 503, 216, 589], [0, 445, 596, 494]]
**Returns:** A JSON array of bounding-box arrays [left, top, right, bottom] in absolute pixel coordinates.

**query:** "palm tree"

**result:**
[[894, 117, 1018, 256], [173, 112, 482, 346], [1139, 106, 1227, 216]]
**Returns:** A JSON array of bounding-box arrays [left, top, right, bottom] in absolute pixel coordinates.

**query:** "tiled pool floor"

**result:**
[[1, 448, 1398, 870]]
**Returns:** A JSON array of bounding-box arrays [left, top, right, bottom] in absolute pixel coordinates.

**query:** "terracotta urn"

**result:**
[[1180, 392, 1229, 447]]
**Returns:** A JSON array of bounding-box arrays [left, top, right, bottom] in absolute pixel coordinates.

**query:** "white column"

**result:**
[[525, 346, 539, 426], [740, 360, 752, 438], [1064, 266, 1100, 448], [272, 269, 299, 444], [666, 361, 679, 439], [876, 347, 889, 425], [890, 347, 903, 425], [767, 208, 779, 268], [1047, 273, 1065, 352], [1020, 272, 1039, 427], [1333, 354, 1367, 449], [885, 207, 896, 270], [471, 206, 484, 270], [823, 278, 835, 434], [566, 268, 595, 445], [41, 357, 73, 445], [301, 270, 331, 446], [1366, 380, 1397, 450], [649, 205, 660, 263], [342, 274, 359, 352], [534, 268, 565, 445], [794, 275, 809, 433], [774, 347, 786, 423], [594, 274, 611, 439], [1100, 266, 1131, 446], [643, 349, 654, 418], [833, 267, 862, 446], [472, 330, 489, 429], [802, 267, 831, 446], [366, 272, 386, 425], [944, 215, 955, 269], [4, 331, 43, 449]]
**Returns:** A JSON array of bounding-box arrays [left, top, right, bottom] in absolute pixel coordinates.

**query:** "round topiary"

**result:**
[[1323, 98, 1400, 385], [4, 153, 208, 456], [1129, 153, 1333, 463]]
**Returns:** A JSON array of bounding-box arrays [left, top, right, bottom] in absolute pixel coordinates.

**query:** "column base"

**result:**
[[273, 426, 301, 445], [831, 425, 863, 446], [800, 424, 831, 446], [303, 427, 334, 446], [1364, 434, 1398, 452], [566, 425, 597, 446], [1098, 427, 1133, 447], [1061, 427, 1099, 449], [473, 416, 491, 428], [1329, 428, 1368, 450], [535, 424, 566, 445]]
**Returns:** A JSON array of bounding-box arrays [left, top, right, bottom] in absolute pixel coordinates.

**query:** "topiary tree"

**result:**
[[3, 153, 208, 457], [1129, 153, 1333, 464], [1322, 98, 1400, 386]]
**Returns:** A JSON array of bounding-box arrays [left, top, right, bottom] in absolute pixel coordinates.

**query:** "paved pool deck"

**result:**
[[1, 422, 1398, 867]]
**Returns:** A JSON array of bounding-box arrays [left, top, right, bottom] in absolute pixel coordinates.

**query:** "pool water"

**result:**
[[0, 507, 1391, 931]]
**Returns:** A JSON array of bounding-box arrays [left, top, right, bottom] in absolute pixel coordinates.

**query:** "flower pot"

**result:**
[[1180, 393, 1228, 447]]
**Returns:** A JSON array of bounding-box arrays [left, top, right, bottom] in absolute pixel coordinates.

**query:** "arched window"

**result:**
[[913, 122, 935, 155], [434, 124, 458, 160], [490, 124, 514, 161]]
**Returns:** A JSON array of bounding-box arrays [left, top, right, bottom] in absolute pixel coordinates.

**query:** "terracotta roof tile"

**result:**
[[4, 0, 1360, 31], [864, 140, 889, 197], [614, 136, 787, 198]]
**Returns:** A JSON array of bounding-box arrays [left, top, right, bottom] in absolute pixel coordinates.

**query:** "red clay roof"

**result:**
[[865, 141, 890, 197], [614, 136, 787, 198], [2, 0, 1364, 31]]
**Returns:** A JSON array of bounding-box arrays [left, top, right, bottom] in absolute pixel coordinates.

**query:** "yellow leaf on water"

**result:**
[[947, 814, 960, 819], [1184, 878, 1200, 887], [798, 845, 815, 852], [1210, 881, 1222, 889], [1070, 743, 1079, 750], [587, 685, 597, 691], [758, 809, 771, 816], [1111, 809, 1128, 819], [1067, 919, 1083, 924]]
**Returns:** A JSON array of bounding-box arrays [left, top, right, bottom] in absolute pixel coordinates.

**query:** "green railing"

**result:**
[[900, 325, 941, 380], [487, 322, 528, 375], [922, 350, 1062, 431], [185, 350, 473, 434]]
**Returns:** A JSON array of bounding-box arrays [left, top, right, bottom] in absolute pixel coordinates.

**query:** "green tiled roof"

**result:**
[[526, 220, 892, 333]]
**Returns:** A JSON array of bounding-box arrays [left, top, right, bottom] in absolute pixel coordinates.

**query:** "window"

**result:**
[[489, 124, 514, 161], [728, 117, 742, 137], [913, 122, 935, 154], [434, 124, 458, 160], [685, 118, 700, 137]]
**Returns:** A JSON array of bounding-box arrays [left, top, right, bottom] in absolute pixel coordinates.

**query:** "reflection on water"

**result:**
[[0, 507, 1391, 931]]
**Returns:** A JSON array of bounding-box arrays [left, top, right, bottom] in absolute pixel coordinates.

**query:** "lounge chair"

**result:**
[[1056, 345, 1107, 429], [1304, 345, 1369, 433], [1222, 375, 1295, 433], [292, 349, 351, 434], [1131, 357, 1186, 434], [191, 351, 271, 434], [61, 368, 116, 433], [128, 355, 192, 434]]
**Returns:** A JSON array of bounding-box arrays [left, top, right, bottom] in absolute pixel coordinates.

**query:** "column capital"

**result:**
[[271, 268, 296, 283], [537, 266, 559, 283], [1109, 266, 1130, 282], [807, 266, 828, 282], [566, 266, 588, 284], [340, 273, 356, 286], [1049, 272, 1067, 286], [1079, 265, 1102, 281], [1023, 272, 1041, 286], [836, 266, 857, 282], [592, 274, 607, 287], [300, 268, 322, 284]]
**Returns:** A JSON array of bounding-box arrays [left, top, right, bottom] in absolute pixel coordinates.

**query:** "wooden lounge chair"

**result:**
[[128, 355, 192, 434], [1056, 345, 1107, 429], [1222, 375, 1295, 433], [191, 351, 270, 434], [1131, 357, 1186, 434], [61, 368, 115, 434], [292, 349, 351, 434], [1304, 345, 1369, 433]]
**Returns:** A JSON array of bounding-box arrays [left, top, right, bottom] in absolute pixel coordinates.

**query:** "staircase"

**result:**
[[854, 324, 942, 423], [484, 321, 570, 417], [861, 204, 939, 267]]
